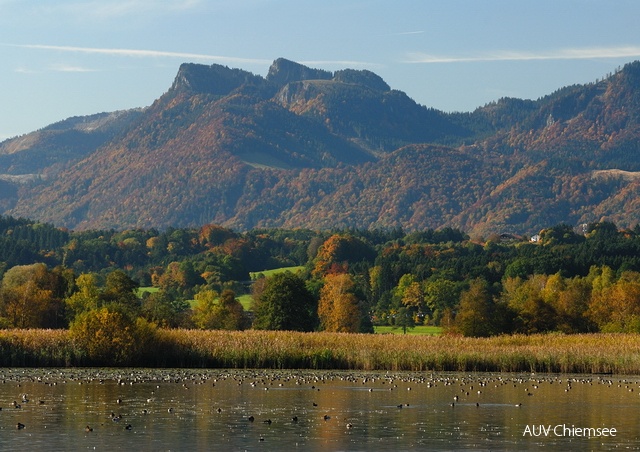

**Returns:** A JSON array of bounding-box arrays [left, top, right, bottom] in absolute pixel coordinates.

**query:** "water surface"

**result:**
[[0, 369, 638, 451]]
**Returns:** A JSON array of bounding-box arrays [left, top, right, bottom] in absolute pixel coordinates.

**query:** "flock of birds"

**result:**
[[2, 369, 639, 443]]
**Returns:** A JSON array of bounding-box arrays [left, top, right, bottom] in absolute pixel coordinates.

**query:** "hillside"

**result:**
[[2, 59, 640, 235]]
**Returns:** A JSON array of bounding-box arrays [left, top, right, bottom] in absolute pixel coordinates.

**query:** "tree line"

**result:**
[[2, 216, 640, 339]]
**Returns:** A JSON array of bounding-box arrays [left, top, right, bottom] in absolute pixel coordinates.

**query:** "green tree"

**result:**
[[424, 278, 460, 325], [100, 269, 140, 314], [140, 290, 190, 328], [252, 272, 317, 331], [395, 306, 415, 334]]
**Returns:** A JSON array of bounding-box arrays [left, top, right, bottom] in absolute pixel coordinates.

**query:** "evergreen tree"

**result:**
[[252, 272, 318, 331]]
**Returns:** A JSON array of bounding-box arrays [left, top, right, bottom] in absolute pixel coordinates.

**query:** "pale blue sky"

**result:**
[[2, 0, 640, 140]]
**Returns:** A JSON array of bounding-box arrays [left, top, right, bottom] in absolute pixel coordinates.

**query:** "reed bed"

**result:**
[[0, 329, 79, 367], [1, 329, 640, 374]]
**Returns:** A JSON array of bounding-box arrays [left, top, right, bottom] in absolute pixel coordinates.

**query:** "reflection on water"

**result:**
[[0, 368, 639, 451]]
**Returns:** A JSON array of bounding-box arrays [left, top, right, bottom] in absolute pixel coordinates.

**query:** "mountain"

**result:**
[[2, 58, 640, 236]]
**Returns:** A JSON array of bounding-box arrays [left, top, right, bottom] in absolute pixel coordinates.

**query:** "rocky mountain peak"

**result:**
[[171, 63, 264, 96], [333, 69, 390, 92], [266, 58, 332, 87]]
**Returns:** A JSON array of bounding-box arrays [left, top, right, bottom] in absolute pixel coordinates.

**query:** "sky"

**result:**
[[2, 0, 640, 141]]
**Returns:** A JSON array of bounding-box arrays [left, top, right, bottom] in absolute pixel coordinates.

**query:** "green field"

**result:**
[[374, 325, 442, 335], [237, 294, 254, 310], [249, 266, 305, 280], [137, 287, 160, 297]]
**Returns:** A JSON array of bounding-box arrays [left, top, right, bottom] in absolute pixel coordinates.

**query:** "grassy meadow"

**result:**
[[374, 325, 443, 335], [236, 294, 254, 310], [2, 329, 640, 374], [249, 266, 305, 280]]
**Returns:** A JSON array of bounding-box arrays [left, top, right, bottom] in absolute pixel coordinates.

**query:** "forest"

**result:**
[[2, 214, 640, 346]]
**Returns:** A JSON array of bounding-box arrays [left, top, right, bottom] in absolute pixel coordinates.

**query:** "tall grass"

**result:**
[[2, 329, 640, 374], [0, 329, 79, 367]]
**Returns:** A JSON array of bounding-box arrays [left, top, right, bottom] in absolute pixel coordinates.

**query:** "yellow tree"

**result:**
[[544, 273, 592, 333], [501, 274, 556, 333], [70, 305, 156, 365], [192, 289, 247, 330], [0, 263, 60, 328], [65, 273, 100, 321], [318, 273, 361, 333], [601, 272, 640, 332], [454, 278, 494, 337], [586, 266, 616, 328]]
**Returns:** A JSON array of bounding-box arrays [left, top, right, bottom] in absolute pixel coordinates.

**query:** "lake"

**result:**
[[0, 368, 639, 451]]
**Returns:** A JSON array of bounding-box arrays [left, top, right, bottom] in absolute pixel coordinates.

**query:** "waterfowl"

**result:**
[[263, 419, 272, 425], [85, 425, 93, 432], [125, 424, 133, 430], [16, 422, 25, 430], [291, 416, 298, 423], [346, 423, 354, 429], [248, 415, 255, 422]]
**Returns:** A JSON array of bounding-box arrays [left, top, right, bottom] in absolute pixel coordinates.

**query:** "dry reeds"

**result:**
[[1, 329, 640, 374], [0, 329, 77, 366]]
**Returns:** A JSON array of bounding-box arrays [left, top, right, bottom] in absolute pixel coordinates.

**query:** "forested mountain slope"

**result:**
[[2, 59, 640, 236]]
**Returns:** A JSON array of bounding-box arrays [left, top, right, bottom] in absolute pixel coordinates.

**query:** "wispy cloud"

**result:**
[[392, 31, 425, 36], [50, 63, 97, 72], [14, 67, 37, 74], [405, 45, 640, 63], [4, 44, 271, 65], [6, 44, 378, 69]]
